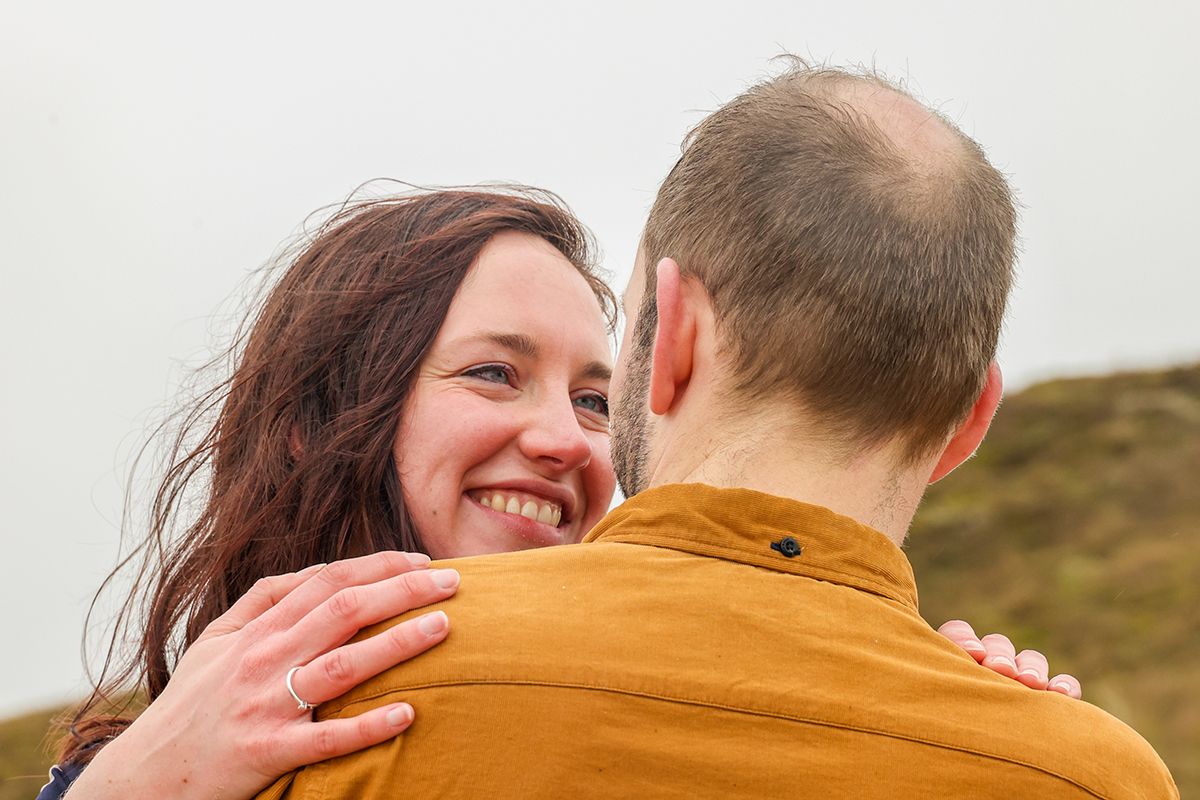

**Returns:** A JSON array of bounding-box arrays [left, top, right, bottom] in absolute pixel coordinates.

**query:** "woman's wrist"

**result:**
[[62, 708, 206, 800]]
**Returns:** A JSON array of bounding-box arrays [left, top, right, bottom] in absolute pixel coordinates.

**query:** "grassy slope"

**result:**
[[0, 707, 59, 800], [907, 364, 1199, 794], [2, 365, 1196, 796]]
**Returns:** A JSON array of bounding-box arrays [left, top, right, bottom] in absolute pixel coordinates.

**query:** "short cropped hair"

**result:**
[[639, 64, 1017, 461]]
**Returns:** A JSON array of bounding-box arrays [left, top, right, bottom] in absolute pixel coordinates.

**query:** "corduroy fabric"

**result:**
[[258, 484, 1177, 799]]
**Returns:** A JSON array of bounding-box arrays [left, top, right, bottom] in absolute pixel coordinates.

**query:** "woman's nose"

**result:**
[[516, 396, 593, 473]]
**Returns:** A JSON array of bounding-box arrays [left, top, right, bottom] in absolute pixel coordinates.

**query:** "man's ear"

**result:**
[[648, 258, 697, 416], [929, 362, 1003, 483]]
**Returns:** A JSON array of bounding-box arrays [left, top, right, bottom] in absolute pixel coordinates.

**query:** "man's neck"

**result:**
[[645, 411, 930, 547]]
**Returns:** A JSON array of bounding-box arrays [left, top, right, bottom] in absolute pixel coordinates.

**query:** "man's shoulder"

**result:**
[[863, 621, 1177, 797], [983, 685, 1177, 797], [322, 540, 684, 706], [430, 538, 670, 614], [313, 542, 1177, 798]]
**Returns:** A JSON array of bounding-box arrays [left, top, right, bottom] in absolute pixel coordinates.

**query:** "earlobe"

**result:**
[[648, 258, 696, 416], [929, 362, 1003, 483]]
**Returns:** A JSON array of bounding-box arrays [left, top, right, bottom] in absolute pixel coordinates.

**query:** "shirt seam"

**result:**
[[597, 534, 918, 610], [329, 678, 1118, 799]]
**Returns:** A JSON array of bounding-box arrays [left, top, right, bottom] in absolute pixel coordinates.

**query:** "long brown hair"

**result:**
[[61, 186, 616, 764]]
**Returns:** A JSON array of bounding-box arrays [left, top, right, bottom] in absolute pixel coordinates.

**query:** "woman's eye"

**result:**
[[464, 364, 513, 385], [574, 393, 609, 417]]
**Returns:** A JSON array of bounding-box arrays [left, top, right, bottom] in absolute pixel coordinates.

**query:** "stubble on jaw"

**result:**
[[610, 340, 652, 498]]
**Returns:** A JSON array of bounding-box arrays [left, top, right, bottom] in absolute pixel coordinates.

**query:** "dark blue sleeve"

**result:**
[[35, 762, 83, 800]]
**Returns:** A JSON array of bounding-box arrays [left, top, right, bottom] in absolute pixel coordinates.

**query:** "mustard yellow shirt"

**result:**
[[260, 484, 1177, 799]]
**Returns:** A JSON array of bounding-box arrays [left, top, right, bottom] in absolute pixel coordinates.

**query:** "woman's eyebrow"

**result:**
[[456, 331, 538, 358], [456, 331, 611, 382]]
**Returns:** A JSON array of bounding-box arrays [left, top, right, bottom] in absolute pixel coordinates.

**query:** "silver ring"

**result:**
[[285, 666, 314, 711]]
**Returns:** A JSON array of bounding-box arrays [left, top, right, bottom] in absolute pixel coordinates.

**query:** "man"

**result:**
[[261, 65, 1177, 798]]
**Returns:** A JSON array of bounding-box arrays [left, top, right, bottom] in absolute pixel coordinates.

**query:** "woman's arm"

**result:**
[[939, 619, 1083, 698], [59, 550, 459, 800]]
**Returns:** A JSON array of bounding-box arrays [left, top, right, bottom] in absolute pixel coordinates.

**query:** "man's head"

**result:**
[[611, 64, 1016, 498]]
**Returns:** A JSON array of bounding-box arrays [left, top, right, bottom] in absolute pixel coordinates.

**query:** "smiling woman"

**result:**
[[51, 187, 620, 800], [396, 231, 616, 557]]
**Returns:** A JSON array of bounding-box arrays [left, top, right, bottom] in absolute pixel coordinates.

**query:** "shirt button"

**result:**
[[771, 536, 802, 558]]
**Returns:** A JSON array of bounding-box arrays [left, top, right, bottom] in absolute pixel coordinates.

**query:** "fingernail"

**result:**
[[1018, 669, 1041, 679], [962, 639, 986, 654], [1048, 680, 1071, 693], [386, 703, 414, 727], [431, 569, 460, 590], [405, 553, 432, 568], [417, 610, 448, 636], [986, 655, 1016, 670]]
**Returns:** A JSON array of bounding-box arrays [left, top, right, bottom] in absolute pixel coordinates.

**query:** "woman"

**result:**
[[44, 187, 1076, 800]]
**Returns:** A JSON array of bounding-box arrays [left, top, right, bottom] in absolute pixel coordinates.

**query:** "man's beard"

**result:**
[[611, 340, 652, 498]]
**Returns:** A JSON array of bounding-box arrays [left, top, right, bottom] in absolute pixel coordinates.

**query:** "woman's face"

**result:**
[[395, 231, 616, 559]]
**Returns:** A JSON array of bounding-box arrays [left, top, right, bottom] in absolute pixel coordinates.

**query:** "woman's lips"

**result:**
[[462, 489, 573, 548], [466, 488, 563, 527]]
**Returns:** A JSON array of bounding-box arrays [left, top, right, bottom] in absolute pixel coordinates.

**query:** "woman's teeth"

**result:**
[[478, 493, 562, 526]]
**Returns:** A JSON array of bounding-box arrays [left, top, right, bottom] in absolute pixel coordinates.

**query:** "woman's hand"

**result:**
[[68, 551, 459, 800], [938, 619, 1083, 699]]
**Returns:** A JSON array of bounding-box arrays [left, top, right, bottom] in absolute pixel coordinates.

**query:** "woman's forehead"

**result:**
[[440, 231, 611, 360]]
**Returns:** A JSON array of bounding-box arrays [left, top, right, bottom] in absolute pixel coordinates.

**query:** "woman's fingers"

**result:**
[[979, 633, 1018, 679], [1014, 649, 1050, 690], [1048, 673, 1083, 700], [208, 550, 433, 640], [289, 610, 450, 706], [275, 702, 416, 771], [103, 552, 449, 800], [202, 563, 327, 638], [278, 568, 461, 665], [257, 551, 433, 632], [939, 621, 1083, 700], [936, 619, 987, 662]]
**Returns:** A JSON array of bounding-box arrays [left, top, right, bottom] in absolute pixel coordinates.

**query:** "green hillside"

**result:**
[[2, 364, 1196, 798], [0, 706, 59, 800], [908, 363, 1199, 794]]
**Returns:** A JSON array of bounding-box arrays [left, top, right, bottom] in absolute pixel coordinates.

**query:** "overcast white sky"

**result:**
[[1, 1, 1197, 717]]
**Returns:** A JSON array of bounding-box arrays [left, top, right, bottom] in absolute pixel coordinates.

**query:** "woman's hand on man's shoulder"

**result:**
[[64, 551, 459, 800], [938, 619, 1083, 699]]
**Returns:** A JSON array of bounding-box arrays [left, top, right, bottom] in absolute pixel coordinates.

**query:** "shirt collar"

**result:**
[[583, 483, 918, 611]]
